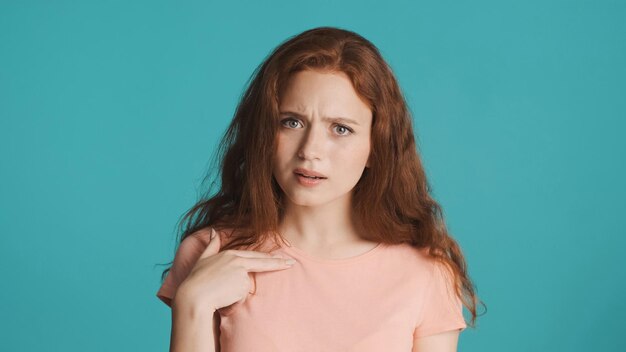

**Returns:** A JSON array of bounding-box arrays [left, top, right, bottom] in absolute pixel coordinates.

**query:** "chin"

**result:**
[[287, 190, 353, 208], [287, 195, 326, 207]]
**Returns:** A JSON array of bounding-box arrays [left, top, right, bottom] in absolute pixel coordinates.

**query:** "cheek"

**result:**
[[274, 137, 288, 162], [274, 135, 294, 171], [352, 136, 371, 161], [336, 138, 371, 169]]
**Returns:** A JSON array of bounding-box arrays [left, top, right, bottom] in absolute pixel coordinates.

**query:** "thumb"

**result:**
[[199, 228, 221, 260]]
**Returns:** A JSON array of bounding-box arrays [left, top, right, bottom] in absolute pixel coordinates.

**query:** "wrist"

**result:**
[[172, 293, 217, 319]]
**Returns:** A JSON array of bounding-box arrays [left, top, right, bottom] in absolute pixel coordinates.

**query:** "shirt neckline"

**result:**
[[279, 239, 384, 265]]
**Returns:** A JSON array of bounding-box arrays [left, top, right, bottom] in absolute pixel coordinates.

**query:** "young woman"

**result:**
[[157, 26, 482, 352]]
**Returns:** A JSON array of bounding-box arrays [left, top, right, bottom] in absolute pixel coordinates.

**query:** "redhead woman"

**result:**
[[157, 26, 482, 352]]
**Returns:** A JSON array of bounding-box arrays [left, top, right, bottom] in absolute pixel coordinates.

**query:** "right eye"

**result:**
[[280, 117, 302, 129]]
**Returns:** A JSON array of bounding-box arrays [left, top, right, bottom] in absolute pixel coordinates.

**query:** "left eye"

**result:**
[[334, 125, 352, 135]]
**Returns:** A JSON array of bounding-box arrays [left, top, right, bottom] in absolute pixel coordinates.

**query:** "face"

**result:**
[[273, 69, 373, 208]]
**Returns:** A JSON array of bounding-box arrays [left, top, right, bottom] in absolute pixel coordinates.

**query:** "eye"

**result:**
[[333, 124, 353, 136], [280, 117, 302, 129]]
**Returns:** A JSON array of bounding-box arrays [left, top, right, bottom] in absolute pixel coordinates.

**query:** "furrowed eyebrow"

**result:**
[[279, 111, 360, 126]]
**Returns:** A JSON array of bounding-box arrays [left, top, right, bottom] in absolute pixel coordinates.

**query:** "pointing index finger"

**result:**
[[240, 256, 297, 272]]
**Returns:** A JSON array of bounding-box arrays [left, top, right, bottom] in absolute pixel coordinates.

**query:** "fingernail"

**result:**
[[285, 259, 296, 265], [211, 229, 216, 239]]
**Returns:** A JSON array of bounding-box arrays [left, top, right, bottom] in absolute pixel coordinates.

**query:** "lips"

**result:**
[[293, 168, 327, 179]]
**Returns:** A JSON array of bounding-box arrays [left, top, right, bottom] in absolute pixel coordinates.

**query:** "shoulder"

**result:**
[[382, 243, 436, 266], [376, 243, 440, 278], [187, 227, 234, 248]]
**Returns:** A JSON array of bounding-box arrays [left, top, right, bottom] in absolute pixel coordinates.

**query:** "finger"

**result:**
[[229, 249, 290, 259], [199, 228, 222, 260], [240, 256, 297, 273], [248, 272, 256, 295]]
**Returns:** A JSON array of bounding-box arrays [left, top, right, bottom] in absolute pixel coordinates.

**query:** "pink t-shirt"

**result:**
[[157, 229, 466, 351]]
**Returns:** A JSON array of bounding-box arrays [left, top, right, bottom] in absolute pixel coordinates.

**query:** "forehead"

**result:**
[[278, 70, 372, 122]]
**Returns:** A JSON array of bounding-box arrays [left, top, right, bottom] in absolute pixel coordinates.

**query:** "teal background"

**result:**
[[1, 0, 624, 350]]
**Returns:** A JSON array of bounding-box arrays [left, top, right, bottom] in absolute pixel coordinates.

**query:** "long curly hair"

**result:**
[[160, 26, 483, 326]]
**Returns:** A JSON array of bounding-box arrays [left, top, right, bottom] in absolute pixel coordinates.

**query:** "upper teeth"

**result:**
[[301, 173, 321, 179]]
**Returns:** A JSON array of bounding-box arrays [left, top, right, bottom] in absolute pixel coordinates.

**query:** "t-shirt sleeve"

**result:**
[[413, 260, 467, 339], [156, 228, 218, 307]]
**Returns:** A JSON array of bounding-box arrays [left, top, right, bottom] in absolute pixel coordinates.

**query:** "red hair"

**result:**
[[161, 26, 483, 326]]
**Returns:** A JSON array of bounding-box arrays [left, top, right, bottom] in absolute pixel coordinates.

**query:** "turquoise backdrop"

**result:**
[[1, 1, 624, 351]]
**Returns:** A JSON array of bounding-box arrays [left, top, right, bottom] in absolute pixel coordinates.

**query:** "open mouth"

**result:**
[[295, 172, 326, 180]]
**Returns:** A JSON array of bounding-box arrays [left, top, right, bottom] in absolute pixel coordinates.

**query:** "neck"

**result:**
[[278, 193, 362, 248]]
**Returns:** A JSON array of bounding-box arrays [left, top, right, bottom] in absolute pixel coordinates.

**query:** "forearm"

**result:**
[[170, 297, 217, 352]]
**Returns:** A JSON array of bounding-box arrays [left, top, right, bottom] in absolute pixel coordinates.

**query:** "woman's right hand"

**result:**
[[174, 228, 296, 312]]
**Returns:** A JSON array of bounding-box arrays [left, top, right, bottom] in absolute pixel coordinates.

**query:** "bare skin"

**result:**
[[168, 70, 461, 351], [273, 70, 374, 255], [412, 330, 461, 352], [275, 70, 461, 350], [170, 230, 296, 352]]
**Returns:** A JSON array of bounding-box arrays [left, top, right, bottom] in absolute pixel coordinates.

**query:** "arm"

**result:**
[[160, 287, 221, 351], [159, 227, 293, 351], [157, 229, 222, 351], [170, 294, 218, 352], [412, 329, 461, 352], [412, 259, 466, 351]]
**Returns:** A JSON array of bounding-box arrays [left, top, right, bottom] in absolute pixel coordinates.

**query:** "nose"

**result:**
[[297, 123, 324, 161]]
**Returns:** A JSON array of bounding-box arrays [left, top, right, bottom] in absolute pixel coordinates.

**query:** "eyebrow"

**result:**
[[279, 110, 361, 126]]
